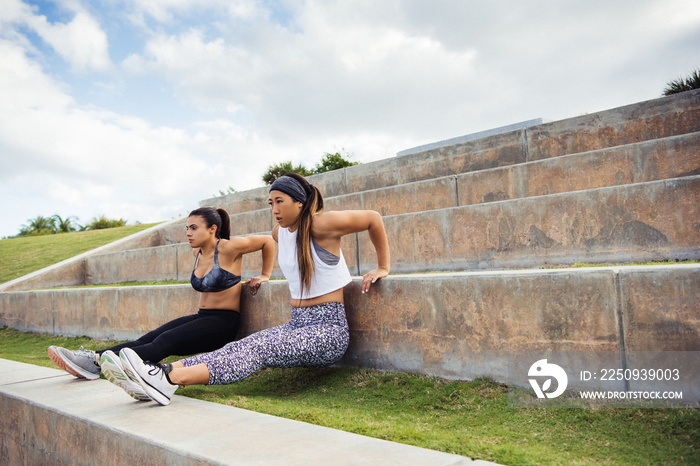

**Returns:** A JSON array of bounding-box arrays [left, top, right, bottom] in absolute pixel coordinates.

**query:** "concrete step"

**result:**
[[83, 240, 287, 285], [0, 359, 484, 465], [1, 265, 697, 392], [77, 172, 700, 286], [366, 175, 699, 274], [214, 131, 700, 236], [86, 242, 192, 285], [201, 89, 700, 214]]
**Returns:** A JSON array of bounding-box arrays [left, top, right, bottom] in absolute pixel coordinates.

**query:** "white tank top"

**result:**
[[277, 226, 352, 299]]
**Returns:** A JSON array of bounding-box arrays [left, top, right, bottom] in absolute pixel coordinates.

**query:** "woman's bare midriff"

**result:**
[[199, 284, 241, 311], [290, 287, 344, 308]]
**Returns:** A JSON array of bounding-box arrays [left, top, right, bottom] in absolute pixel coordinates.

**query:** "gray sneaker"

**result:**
[[119, 348, 177, 406], [100, 350, 152, 401], [48, 346, 100, 380]]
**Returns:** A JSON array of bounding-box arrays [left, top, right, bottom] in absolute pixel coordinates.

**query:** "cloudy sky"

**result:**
[[1, 0, 698, 238]]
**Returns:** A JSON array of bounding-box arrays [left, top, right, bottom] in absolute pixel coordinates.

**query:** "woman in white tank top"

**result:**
[[108, 174, 390, 405]]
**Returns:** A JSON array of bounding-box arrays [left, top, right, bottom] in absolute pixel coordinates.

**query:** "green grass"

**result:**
[[0, 224, 160, 284], [1, 327, 698, 465], [545, 259, 697, 269], [57, 280, 190, 288]]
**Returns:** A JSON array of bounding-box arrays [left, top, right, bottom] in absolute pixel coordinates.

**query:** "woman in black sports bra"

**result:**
[[186, 206, 274, 312], [48, 207, 274, 394]]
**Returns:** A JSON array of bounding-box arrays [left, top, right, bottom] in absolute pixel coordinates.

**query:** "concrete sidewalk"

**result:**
[[0, 358, 498, 465]]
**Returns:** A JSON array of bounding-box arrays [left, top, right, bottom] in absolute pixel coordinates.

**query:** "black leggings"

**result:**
[[98, 309, 240, 363]]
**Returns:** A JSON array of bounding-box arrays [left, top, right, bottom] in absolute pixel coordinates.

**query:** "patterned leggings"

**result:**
[[181, 302, 349, 385]]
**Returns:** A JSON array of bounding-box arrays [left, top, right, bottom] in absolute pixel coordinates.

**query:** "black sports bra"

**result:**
[[191, 240, 241, 293]]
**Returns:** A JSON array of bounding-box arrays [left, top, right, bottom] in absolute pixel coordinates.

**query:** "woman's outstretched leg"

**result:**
[[178, 303, 349, 385], [118, 303, 349, 405]]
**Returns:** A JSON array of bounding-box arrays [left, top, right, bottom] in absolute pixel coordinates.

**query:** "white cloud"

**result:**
[[0, 0, 34, 23], [0, 31, 213, 234], [118, 4, 482, 147], [120, 0, 265, 26], [2, 0, 114, 73]]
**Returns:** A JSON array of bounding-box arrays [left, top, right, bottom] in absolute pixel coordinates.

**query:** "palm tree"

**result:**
[[52, 215, 79, 233], [663, 68, 700, 96], [20, 216, 56, 236]]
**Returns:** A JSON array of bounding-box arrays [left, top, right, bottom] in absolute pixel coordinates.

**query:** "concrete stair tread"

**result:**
[[180, 130, 700, 242], [360, 174, 699, 273], [6, 173, 696, 289], [45, 172, 700, 286], [126, 172, 700, 241], [201, 89, 700, 213], [1, 358, 489, 465], [3, 264, 696, 349], [214, 130, 700, 222], [26, 261, 700, 284]]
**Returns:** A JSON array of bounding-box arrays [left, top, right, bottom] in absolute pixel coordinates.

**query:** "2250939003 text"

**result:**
[[580, 368, 680, 382]]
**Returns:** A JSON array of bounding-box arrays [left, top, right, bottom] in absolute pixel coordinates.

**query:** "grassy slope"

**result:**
[[0, 224, 160, 284]]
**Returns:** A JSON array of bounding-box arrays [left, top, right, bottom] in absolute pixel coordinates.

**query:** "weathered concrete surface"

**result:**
[[0, 360, 482, 466], [204, 90, 700, 214], [86, 244, 183, 284], [525, 88, 700, 161], [4, 170, 697, 290], [6, 173, 698, 289], [620, 266, 700, 352], [83, 233, 356, 285], [398, 118, 547, 156], [342, 266, 699, 383], [458, 131, 700, 205], [359, 175, 700, 274], [157, 217, 187, 244], [0, 286, 200, 341], [353, 130, 527, 193], [229, 208, 275, 237], [225, 131, 699, 221], [327, 175, 459, 217], [200, 186, 269, 217], [80, 176, 700, 286], [3, 266, 697, 387], [340, 271, 619, 380]]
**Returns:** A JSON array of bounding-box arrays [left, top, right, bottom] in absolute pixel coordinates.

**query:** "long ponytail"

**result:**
[[216, 208, 231, 239], [283, 174, 324, 295]]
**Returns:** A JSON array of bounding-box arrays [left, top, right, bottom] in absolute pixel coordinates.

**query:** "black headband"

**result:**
[[269, 176, 308, 203]]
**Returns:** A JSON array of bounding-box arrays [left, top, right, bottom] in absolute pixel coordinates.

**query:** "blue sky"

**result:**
[[1, 0, 699, 238]]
